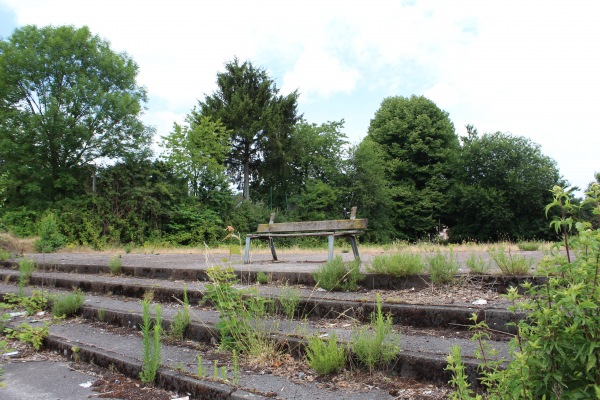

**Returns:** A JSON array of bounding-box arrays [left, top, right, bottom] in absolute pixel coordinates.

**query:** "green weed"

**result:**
[[350, 294, 400, 373], [516, 240, 542, 251], [108, 255, 122, 275], [426, 250, 460, 284], [278, 284, 300, 319], [305, 333, 346, 375], [489, 249, 533, 275], [169, 284, 191, 340], [140, 299, 162, 383], [6, 323, 49, 351], [51, 290, 85, 318], [312, 256, 363, 291], [18, 258, 36, 297], [465, 254, 491, 275], [256, 271, 269, 284], [367, 253, 425, 277]]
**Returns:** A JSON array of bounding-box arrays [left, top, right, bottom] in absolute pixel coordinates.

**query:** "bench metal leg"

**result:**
[[268, 237, 278, 261], [348, 236, 360, 262], [244, 236, 251, 264], [328, 235, 334, 262]]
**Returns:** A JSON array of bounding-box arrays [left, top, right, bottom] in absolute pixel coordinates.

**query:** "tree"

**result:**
[[367, 95, 459, 239], [0, 25, 151, 206], [161, 113, 231, 209], [197, 58, 300, 201], [447, 126, 562, 241]]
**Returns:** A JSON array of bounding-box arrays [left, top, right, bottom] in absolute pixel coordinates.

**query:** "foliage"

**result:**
[[465, 254, 491, 275], [0, 25, 151, 206], [488, 249, 533, 276], [18, 258, 36, 297], [169, 284, 190, 340], [351, 294, 401, 373], [256, 271, 269, 285], [109, 255, 122, 275], [2, 290, 48, 315], [161, 115, 231, 208], [51, 290, 85, 318], [305, 333, 346, 375], [204, 266, 278, 360], [516, 241, 541, 251], [198, 57, 300, 201], [0, 207, 38, 237], [140, 299, 162, 383], [447, 185, 600, 399], [345, 138, 395, 242], [448, 127, 561, 242], [34, 212, 66, 252], [367, 253, 425, 277], [5, 322, 49, 351], [278, 284, 301, 319], [446, 345, 482, 400], [312, 256, 363, 291], [426, 250, 460, 284], [367, 95, 459, 240]]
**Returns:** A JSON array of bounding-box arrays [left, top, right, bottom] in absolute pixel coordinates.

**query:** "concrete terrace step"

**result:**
[[0, 266, 523, 334]]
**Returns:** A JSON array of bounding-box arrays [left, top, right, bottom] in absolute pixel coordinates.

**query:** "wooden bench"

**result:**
[[243, 207, 368, 264]]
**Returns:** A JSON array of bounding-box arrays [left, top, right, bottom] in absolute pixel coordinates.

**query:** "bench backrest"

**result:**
[[256, 219, 368, 233]]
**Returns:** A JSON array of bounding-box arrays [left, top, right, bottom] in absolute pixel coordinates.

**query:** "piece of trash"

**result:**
[[472, 299, 488, 305], [9, 311, 26, 317], [36, 311, 46, 316], [316, 287, 326, 292], [2, 351, 19, 357], [171, 397, 190, 400], [318, 333, 329, 338], [79, 381, 93, 388]]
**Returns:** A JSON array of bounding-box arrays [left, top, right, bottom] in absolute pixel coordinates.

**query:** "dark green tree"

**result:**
[[367, 95, 459, 239], [197, 58, 300, 201], [346, 138, 395, 242], [0, 25, 151, 206], [448, 126, 562, 241]]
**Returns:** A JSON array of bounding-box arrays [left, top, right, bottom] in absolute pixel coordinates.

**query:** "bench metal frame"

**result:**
[[243, 208, 367, 264]]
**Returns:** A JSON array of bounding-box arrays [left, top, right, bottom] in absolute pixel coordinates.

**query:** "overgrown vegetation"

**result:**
[[447, 184, 600, 398], [350, 294, 401, 373], [305, 333, 346, 375], [18, 258, 36, 296], [51, 290, 85, 318], [426, 250, 460, 284], [367, 253, 425, 277], [140, 299, 162, 383], [465, 253, 491, 275], [488, 249, 533, 276], [312, 256, 363, 291], [108, 255, 122, 275], [169, 284, 191, 340]]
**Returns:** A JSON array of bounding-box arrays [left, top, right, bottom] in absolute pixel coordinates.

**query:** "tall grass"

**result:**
[[367, 253, 425, 277]]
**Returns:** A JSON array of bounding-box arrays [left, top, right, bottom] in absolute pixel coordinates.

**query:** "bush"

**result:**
[[426, 250, 460, 284], [351, 294, 401, 372], [51, 290, 85, 318], [312, 256, 363, 291], [34, 212, 66, 253], [306, 334, 346, 375], [489, 249, 533, 275], [0, 207, 38, 237], [108, 255, 122, 275], [465, 253, 491, 275], [367, 253, 425, 277], [516, 240, 541, 251]]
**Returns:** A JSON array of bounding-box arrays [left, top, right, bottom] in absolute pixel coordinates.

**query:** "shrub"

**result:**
[[465, 253, 491, 275], [367, 253, 425, 277], [18, 258, 36, 296], [51, 290, 85, 318], [312, 256, 364, 291], [108, 255, 122, 275], [489, 249, 533, 275], [306, 334, 346, 375], [34, 212, 66, 253], [351, 294, 400, 373], [426, 250, 460, 284], [516, 240, 541, 251], [140, 299, 162, 383]]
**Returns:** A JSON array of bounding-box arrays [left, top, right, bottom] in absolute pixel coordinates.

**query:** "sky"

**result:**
[[0, 0, 598, 192]]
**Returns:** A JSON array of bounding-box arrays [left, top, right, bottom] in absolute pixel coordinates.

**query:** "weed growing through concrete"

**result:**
[[212, 360, 218, 380], [278, 284, 300, 319], [426, 250, 460, 284], [51, 290, 85, 318], [232, 350, 240, 384], [312, 256, 363, 291], [108, 255, 122, 275], [5, 322, 49, 350], [351, 294, 400, 373], [516, 240, 542, 251], [97, 308, 106, 322], [18, 258, 36, 296], [367, 253, 425, 277], [196, 355, 206, 378], [169, 284, 190, 340], [489, 249, 533, 275], [140, 299, 162, 384], [3, 290, 48, 315], [465, 254, 491, 275], [256, 271, 269, 284], [0, 249, 11, 261], [305, 333, 346, 375]]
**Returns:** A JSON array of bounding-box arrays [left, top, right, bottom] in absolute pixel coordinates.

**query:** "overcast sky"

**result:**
[[1, 0, 598, 192]]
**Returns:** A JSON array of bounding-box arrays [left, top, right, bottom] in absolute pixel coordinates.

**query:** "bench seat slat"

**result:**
[[247, 230, 364, 238], [256, 219, 367, 233]]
